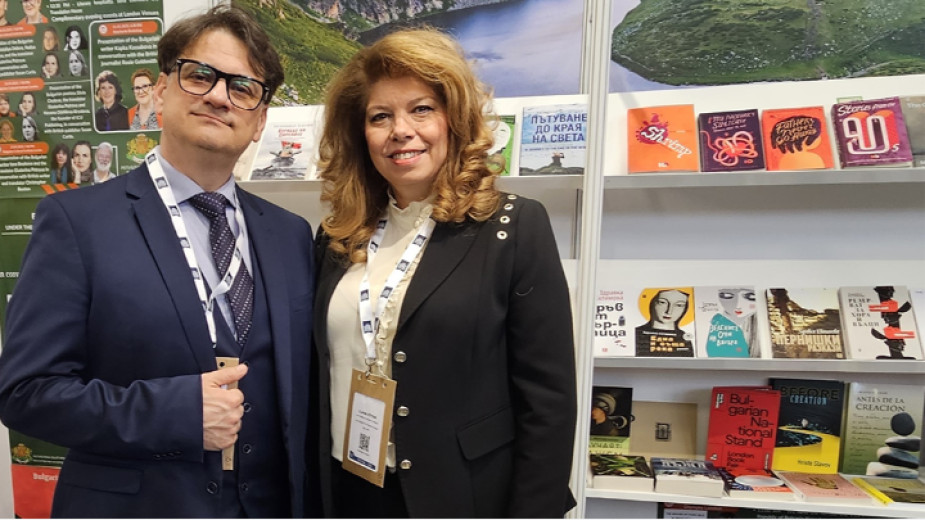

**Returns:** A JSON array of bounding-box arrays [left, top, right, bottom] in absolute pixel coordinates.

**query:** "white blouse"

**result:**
[[327, 197, 433, 463]]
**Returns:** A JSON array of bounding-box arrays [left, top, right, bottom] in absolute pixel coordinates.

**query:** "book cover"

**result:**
[[841, 382, 924, 478], [766, 288, 846, 359], [627, 104, 700, 173], [247, 105, 322, 181], [588, 453, 654, 492], [487, 114, 516, 176], [838, 286, 924, 360], [831, 96, 913, 168], [899, 95, 925, 167], [634, 287, 696, 357], [774, 471, 876, 504], [718, 466, 795, 500], [519, 103, 587, 175], [651, 457, 726, 497], [589, 386, 634, 454], [698, 109, 765, 172], [593, 287, 636, 357], [706, 386, 781, 471], [770, 378, 846, 474], [852, 475, 925, 505], [761, 106, 835, 171], [694, 286, 760, 358]]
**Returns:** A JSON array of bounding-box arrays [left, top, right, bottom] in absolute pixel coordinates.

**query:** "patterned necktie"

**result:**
[[189, 192, 253, 346]]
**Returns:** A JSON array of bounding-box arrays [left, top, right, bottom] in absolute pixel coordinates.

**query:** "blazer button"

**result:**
[[242, 444, 253, 454], [393, 351, 407, 363], [206, 481, 219, 494], [396, 406, 409, 417], [399, 459, 412, 470]]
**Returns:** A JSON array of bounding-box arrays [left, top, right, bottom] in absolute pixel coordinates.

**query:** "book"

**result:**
[[761, 106, 835, 171], [626, 104, 700, 173], [851, 475, 925, 505], [651, 457, 726, 497], [774, 470, 876, 504], [633, 287, 696, 357], [838, 286, 923, 360], [831, 96, 913, 168], [589, 386, 633, 454], [718, 466, 795, 500], [765, 288, 846, 359], [588, 453, 654, 491], [487, 114, 516, 176], [247, 105, 322, 181], [698, 109, 765, 172], [658, 502, 866, 518], [899, 95, 925, 167], [593, 287, 636, 357], [694, 286, 760, 358], [518, 103, 587, 175], [770, 378, 847, 474], [841, 382, 924, 478], [706, 386, 781, 471]]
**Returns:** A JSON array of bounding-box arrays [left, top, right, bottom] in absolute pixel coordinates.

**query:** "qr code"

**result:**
[[359, 432, 370, 452]]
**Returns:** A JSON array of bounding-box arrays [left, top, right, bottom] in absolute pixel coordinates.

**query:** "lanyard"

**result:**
[[358, 213, 435, 367], [144, 151, 248, 348]]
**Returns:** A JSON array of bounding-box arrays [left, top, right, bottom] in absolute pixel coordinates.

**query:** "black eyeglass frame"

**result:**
[[172, 58, 269, 111]]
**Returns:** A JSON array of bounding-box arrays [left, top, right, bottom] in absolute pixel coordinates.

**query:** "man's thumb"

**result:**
[[207, 364, 248, 387]]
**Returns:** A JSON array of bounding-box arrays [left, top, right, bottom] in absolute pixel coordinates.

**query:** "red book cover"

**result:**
[[706, 386, 781, 471], [831, 96, 913, 168], [761, 106, 835, 171]]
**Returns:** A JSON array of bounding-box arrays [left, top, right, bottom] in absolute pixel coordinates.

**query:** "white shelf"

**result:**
[[603, 168, 925, 189], [593, 357, 925, 374], [585, 488, 925, 518]]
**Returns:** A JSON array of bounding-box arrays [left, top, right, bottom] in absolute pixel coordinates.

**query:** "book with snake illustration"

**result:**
[[698, 109, 766, 172]]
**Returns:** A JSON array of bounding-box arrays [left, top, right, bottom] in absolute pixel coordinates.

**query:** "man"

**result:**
[[92, 141, 115, 183], [0, 0, 10, 26], [17, 0, 47, 24], [70, 139, 92, 184], [0, 5, 314, 518]]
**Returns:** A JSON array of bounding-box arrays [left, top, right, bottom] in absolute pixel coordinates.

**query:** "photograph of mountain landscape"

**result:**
[[232, 0, 925, 103], [233, 0, 585, 103], [610, 0, 925, 92]]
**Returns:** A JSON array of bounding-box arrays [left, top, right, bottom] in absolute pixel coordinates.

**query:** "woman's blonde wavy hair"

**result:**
[[317, 26, 502, 264]]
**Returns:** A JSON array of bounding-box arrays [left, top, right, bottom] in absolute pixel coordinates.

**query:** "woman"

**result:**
[[127, 68, 161, 130], [41, 52, 60, 79], [67, 50, 87, 77], [42, 26, 59, 51], [21, 115, 37, 142], [19, 92, 37, 117], [94, 70, 129, 131], [0, 93, 15, 118], [634, 288, 695, 357], [312, 28, 576, 518], [70, 140, 92, 184], [49, 142, 72, 184], [0, 120, 14, 143], [64, 25, 86, 51]]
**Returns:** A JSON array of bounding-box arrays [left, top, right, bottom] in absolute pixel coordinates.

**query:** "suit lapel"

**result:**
[[398, 222, 477, 329], [238, 189, 294, 427], [127, 167, 215, 373]]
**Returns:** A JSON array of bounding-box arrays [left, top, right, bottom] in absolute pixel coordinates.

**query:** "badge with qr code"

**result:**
[[342, 369, 396, 487]]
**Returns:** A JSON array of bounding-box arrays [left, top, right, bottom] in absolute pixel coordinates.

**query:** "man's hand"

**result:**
[[201, 364, 248, 451]]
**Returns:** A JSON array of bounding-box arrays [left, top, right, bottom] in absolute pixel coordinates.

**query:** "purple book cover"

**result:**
[[698, 109, 765, 172], [831, 96, 913, 168]]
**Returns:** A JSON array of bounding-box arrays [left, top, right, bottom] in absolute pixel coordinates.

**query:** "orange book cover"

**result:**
[[761, 106, 835, 171], [627, 104, 700, 173]]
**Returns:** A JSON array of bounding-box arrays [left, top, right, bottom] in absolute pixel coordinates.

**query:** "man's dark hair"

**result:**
[[157, 4, 283, 104]]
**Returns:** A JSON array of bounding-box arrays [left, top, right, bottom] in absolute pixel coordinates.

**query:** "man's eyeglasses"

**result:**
[[173, 59, 268, 111], [132, 83, 152, 93]]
